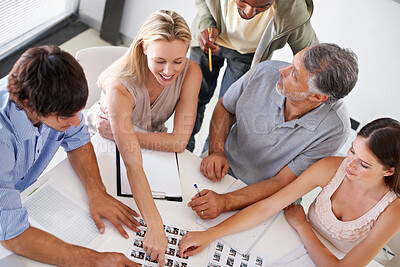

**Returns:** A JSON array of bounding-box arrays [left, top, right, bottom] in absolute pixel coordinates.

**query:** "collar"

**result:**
[[8, 100, 41, 141], [271, 89, 333, 131]]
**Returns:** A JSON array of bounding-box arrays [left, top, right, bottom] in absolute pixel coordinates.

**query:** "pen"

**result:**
[[28, 187, 38, 196], [207, 28, 212, 72], [98, 101, 108, 115], [194, 184, 202, 197]]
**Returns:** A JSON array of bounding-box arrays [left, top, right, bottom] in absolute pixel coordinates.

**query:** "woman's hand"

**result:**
[[178, 230, 214, 257], [284, 204, 308, 231], [96, 115, 115, 140], [143, 223, 168, 266]]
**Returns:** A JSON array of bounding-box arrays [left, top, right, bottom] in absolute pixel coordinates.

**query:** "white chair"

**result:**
[[75, 46, 128, 109]]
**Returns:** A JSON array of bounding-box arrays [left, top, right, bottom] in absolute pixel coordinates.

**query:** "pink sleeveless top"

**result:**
[[86, 58, 190, 134], [308, 159, 398, 253]]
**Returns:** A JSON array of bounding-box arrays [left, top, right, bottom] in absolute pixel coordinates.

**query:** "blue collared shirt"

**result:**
[[0, 79, 90, 240]]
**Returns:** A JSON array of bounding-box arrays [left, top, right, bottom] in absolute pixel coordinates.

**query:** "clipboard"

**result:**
[[116, 146, 183, 202]]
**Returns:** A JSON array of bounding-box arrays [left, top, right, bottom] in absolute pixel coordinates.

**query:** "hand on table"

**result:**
[[89, 251, 140, 267], [284, 204, 308, 231], [179, 230, 214, 257], [188, 189, 226, 219], [143, 224, 168, 267], [97, 114, 115, 140], [88, 190, 140, 238], [198, 27, 220, 55], [200, 152, 229, 182]]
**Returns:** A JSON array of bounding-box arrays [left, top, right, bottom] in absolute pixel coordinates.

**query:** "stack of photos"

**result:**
[[127, 218, 190, 266], [207, 241, 267, 267]]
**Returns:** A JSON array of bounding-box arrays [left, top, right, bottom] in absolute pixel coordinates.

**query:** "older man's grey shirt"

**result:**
[[223, 60, 350, 185]]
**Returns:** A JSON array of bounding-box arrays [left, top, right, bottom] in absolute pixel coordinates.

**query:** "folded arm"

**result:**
[[135, 60, 202, 152]]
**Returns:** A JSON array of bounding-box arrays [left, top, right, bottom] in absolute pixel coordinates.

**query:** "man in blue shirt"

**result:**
[[0, 45, 139, 266]]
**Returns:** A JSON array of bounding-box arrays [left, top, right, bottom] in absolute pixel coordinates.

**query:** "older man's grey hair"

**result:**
[[302, 43, 358, 104]]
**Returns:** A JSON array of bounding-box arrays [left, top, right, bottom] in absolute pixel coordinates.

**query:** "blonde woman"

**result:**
[[87, 10, 201, 265]]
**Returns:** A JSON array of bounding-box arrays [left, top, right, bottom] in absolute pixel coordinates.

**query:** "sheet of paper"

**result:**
[[196, 179, 282, 255], [126, 217, 190, 266], [206, 240, 268, 267], [23, 179, 113, 249], [270, 244, 316, 267], [119, 149, 182, 198], [0, 245, 12, 260]]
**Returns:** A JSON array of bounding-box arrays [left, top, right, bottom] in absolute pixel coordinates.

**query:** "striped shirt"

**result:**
[[0, 79, 90, 240]]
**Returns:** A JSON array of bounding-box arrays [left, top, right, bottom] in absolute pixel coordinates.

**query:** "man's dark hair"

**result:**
[[7, 45, 88, 117], [302, 43, 359, 104]]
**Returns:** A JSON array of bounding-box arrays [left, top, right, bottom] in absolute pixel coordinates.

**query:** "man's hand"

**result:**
[[143, 224, 168, 267], [200, 152, 229, 182], [187, 189, 226, 219], [90, 251, 140, 267], [88, 190, 140, 238], [198, 27, 220, 54], [284, 204, 308, 231], [97, 115, 115, 140]]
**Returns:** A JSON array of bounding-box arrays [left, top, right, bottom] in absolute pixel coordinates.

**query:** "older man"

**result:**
[[188, 43, 358, 219]]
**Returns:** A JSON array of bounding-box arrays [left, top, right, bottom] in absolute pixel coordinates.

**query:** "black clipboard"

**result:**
[[116, 146, 183, 202]]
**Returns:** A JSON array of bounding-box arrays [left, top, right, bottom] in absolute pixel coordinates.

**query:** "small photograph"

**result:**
[[167, 237, 178, 245], [240, 262, 248, 267], [226, 257, 234, 267], [136, 229, 146, 237], [131, 250, 145, 260], [207, 262, 221, 267], [242, 254, 250, 261], [216, 242, 224, 252], [139, 218, 147, 227], [166, 226, 179, 235], [133, 239, 143, 248], [166, 247, 176, 256], [229, 248, 236, 257], [181, 262, 188, 267], [179, 229, 188, 236], [213, 251, 221, 262], [165, 258, 174, 267], [145, 255, 158, 263], [175, 249, 188, 260], [255, 256, 263, 266]]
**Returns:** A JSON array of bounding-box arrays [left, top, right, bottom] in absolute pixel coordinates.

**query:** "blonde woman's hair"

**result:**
[[98, 10, 191, 88]]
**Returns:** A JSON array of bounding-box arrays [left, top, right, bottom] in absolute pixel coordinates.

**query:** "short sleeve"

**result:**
[[0, 141, 29, 240], [61, 112, 90, 152], [288, 129, 349, 177], [222, 66, 257, 115]]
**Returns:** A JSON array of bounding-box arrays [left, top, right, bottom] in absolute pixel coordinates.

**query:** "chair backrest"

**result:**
[[75, 46, 129, 109]]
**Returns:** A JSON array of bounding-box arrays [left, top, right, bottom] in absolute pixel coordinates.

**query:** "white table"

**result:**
[[17, 136, 381, 266]]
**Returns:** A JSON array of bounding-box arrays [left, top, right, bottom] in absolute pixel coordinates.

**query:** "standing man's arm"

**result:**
[[189, 165, 297, 219], [67, 142, 140, 237], [200, 98, 235, 182]]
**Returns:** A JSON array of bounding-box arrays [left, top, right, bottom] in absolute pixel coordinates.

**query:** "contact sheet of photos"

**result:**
[[127, 218, 190, 266], [207, 241, 267, 267]]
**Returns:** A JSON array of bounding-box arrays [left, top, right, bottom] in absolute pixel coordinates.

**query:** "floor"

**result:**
[[47, 26, 399, 266]]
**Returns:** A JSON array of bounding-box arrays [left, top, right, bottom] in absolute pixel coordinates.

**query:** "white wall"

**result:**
[[80, 0, 400, 126], [273, 0, 400, 127], [79, 0, 196, 42]]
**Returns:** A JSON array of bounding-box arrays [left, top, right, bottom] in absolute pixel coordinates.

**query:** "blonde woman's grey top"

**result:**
[[86, 58, 190, 135]]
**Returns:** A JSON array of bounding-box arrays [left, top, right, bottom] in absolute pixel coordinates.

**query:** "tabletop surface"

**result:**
[[17, 135, 381, 267]]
